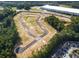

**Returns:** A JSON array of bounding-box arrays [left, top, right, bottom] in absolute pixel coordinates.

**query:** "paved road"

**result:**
[[14, 12, 49, 54]]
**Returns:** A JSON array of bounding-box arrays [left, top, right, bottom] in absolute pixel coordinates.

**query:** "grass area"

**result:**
[[30, 8, 43, 12], [14, 15, 32, 45], [24, 16, 43, 35], [25, 16, 37, 26]]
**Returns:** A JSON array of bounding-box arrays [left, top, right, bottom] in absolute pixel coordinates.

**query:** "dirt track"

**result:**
[[14, 12, 57, 57]]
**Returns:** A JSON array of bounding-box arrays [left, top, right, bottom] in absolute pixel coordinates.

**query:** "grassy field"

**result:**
[[24, 16, 43, 36]]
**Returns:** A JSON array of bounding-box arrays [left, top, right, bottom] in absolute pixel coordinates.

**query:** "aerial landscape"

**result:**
[[0, 1, 79, 58]]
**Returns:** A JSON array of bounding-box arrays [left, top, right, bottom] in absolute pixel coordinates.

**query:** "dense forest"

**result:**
[[45, 15, 64, 32], [0, 8, 20, 57], [0, 1, 79, 10]]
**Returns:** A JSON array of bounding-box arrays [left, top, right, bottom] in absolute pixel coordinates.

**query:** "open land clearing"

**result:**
[[13, 11, 57, 57]]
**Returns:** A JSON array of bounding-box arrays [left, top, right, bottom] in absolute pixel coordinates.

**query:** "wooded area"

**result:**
[[0, 8, 20, 57]]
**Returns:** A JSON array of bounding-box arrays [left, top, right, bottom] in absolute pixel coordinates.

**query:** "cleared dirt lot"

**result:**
[[14, 12, 57, 58], [24, 15, 44, 36]]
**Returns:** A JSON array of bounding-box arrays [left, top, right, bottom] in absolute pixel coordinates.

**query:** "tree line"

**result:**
[[0, 8, 21, 57]]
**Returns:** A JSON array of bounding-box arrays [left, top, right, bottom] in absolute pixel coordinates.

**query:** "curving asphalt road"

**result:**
[[14, 12, 49, 54]]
